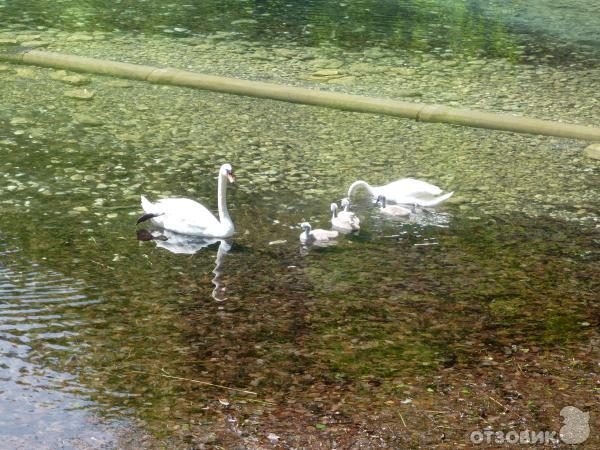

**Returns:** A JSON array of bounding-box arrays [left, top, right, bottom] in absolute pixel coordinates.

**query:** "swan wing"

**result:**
[[143, 197, 224, 236], [338, 211, 360, 229], [413, 191, 454, 207], [372, 179, 453, 206], [332, 218, 354, 233], [376, 178, 443, 197], [312, 229, 339, 241]]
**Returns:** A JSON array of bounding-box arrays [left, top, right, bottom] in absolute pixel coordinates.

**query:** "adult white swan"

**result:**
[[137, 163, 236, 237], [347, 178, 453, 206]]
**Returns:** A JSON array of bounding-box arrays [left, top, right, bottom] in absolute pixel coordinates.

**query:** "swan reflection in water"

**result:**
[[137, 228, 231, 301]]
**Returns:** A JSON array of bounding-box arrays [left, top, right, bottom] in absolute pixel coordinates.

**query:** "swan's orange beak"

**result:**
[[226, 172, 236, 183]]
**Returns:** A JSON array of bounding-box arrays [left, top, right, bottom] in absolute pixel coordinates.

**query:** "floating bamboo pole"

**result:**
[[2, 47, 599, 141]]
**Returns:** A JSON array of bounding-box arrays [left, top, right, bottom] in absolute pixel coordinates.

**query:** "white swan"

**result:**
[[330, 202, 360, 232], [376, 195, 411, 217], [137, 163, 235, 237], [347, 178, 453, 206], [299, 222, 339, 244]]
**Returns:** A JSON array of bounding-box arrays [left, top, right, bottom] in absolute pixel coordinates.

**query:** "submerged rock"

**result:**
[[309, 58, 344, 69], [312, 69, 344, 77], [231, 19, 258, 26], [348, 62, 388, 75], [64, 89, 95, 100], [328, 76, 356, 85], [273, 48, 297, 59], [62, 75, 91, 85], [104, 80, 134, 88], [51, 71, 91, 85], [583, 143, 600, 160], [15, 68, 36, 78], [10, 117, 31, 126], [73, 113, 103, 127], [20, 40, 50, 48]]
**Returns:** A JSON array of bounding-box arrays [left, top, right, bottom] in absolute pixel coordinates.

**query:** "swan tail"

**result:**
[[420, 191, 454, 207], [136, 212, 164, 224], [140, 195, 154, 213], [138, 195, 165, 224]]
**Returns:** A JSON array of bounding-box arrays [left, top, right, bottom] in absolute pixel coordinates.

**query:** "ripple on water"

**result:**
[[0, 241, 136, 449]]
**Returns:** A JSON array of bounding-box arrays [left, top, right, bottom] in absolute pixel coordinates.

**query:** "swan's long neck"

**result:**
[[217, 173, 233, 231], [348, 180, 374, 198], [304, 226, 311, 239]]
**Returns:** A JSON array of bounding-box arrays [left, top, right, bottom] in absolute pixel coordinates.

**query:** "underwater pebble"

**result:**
[[73, 113, 103, 126], [20, 40, 50, 48], [347, 63, 388, 75], [583, 143, 600, 160], [10, 117, 31, 126], [268, 240, 287, 246], [104, 80, 134, 88], [49, 70, 68, 80], [312, 69, 343, 77], [66, 33, 95, 42], [17, 34, 41, 41], [15, 68, 36, 78], [64, 89, 95, 100], [309, 58, 344, 69], [363, 47, 387, 59], [273, 48, 296, 58], [231, 19, 258, 26], [327, 76, 356, 85], [61, 75, 91, 86]]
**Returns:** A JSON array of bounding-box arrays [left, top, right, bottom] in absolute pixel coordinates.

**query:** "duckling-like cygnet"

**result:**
[[376, 195, 411, 217], [330, 202, 360, 232], [299, 222, 339, 244]]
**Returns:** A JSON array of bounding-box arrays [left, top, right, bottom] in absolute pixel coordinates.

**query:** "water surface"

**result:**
[[0, 0, 599, 447]]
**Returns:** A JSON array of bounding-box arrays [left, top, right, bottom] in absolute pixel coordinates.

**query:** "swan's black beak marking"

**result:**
[[136, 212, 162, 224], [227, 172, 236, 183]]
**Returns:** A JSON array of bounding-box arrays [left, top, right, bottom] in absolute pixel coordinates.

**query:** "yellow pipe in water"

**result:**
[[1, 48, 599, 142]]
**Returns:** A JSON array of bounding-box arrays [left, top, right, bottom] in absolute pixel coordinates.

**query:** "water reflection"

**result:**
[[137, 228, 232, 301]]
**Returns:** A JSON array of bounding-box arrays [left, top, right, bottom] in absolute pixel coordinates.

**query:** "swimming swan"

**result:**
[[341, 198, 361, 226], [348, 178, 453, 206], [137, 163, 235, 237], [299, 222, 339, 244], [330, 202, 360, 232], [376, 195, 411, 217]]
